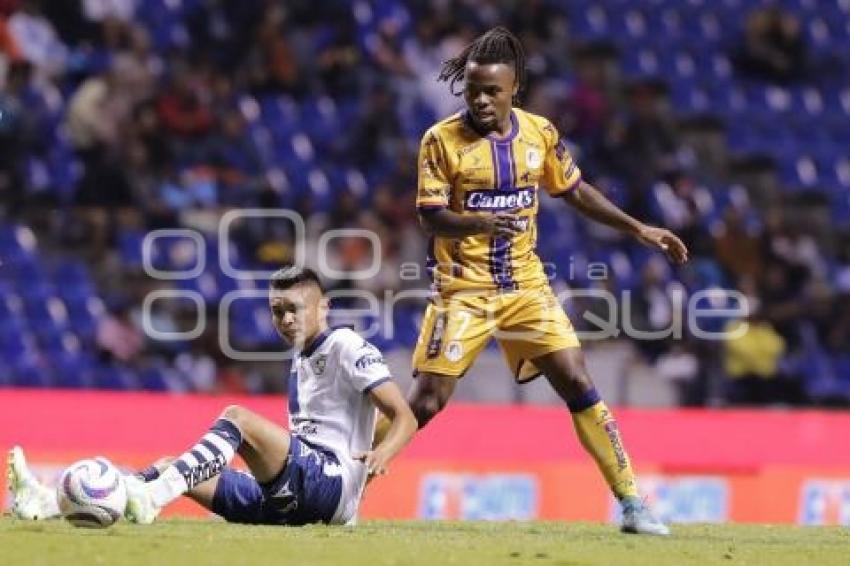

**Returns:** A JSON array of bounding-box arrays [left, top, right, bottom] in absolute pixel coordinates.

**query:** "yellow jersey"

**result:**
[[416, 107, 582, 295]]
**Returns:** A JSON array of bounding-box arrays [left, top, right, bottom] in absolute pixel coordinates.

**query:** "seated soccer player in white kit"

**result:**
[[7, 267, 417, 526]]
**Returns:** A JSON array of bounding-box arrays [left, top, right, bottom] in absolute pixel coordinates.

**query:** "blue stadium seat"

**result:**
[[38, 329, 80, 357], [300, 97, 343, 152], [229, 297, 279, 347], [9, 258, 48, 287], [822, 88, 850, 118], [778, 155, 821, 190], [117, 230, 146, 269], [140, 367, 171, 392], [93, 364, 138, 391], [260, 95, 300, 140], [570, 4, 611, 40], [246, 125, 276, 171], [831, 190, 850, 226], [620, 47, 659, 79], [591, 248, 637, 291], [148, 232, 201, 273], [0, 361, 10, 387], [177, 272, 222, 304], [48, 144, 81, 204], [50, 352, 95, 389], [832, 354, 850, 398], [53, 261, 95, 301], [0, 291, 23, 320], [10, 363, 51, 388], [53, 260, 91, 287], [644, 8, 682, 39], [0, 224, 36, 258], [660, 50, 696, 80], [24, 296, 70, 335], [390, 305, 421, 349]]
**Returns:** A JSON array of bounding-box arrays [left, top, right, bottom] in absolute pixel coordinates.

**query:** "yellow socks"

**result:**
[[569, 389, 639, 500], [371, 386, 638, 501]]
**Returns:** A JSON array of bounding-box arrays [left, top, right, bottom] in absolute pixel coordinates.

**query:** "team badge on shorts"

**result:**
[[444, 340, 463, 362], [526, 148, 542, 169]]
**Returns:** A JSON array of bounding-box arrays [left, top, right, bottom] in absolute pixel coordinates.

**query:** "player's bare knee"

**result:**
[[409, 387, 450, 428], [564, 369, 592, 389], [410, 401, 439, 428], [544, 366, 594, 402], [220, 404, 248, 426]]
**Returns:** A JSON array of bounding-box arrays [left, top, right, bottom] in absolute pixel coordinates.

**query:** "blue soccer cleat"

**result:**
[[620, 497, 670, 536]]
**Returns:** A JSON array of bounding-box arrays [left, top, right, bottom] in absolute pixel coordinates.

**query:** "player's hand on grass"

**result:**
[[636, 225, 689, 264], [353, 449, 390, 477], [479, 211, 524, 238]]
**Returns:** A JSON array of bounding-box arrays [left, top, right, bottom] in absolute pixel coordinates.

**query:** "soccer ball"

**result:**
[[57, 458, 128, 528]]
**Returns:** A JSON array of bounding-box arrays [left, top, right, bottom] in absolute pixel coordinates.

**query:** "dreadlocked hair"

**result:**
[[438, 26, 527, 105]]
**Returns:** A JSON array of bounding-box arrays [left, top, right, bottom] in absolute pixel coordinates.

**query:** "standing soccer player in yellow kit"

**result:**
[[376, 27, 688, 535]]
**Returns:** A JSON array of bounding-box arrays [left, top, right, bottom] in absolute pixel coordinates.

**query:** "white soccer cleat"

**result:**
[[6, 445, 60, 520], [123, 474, 161, 525], [620, 497, 671, 536]]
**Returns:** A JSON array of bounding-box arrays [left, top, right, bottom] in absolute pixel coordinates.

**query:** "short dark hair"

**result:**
[[438, 26, 527, 105], [269, 266, 324, 293]]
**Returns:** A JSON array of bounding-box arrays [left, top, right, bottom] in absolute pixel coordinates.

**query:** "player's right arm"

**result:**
[[415, 129, 521, 238], [418, 208, 522, 238]]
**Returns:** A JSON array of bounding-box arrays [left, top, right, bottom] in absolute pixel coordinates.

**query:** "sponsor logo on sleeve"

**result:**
[[526, 148, 542, 169], [554, 138, 569, 162], [354, 353, 385, 371]]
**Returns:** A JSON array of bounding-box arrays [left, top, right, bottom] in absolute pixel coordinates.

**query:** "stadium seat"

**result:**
[[65, 296, 105, 340], [38, 329, 80, 357], [10, 363, 51, 388], [177, 272, 222, 305], [117, 230, 146, 269], [3, 0, 849, 402], [0, 362, 10, 387], [570, 4, 611, 40], [50, 352, 95, 389], [93, 365, 138, 391], [0, 291, 23, 320], [140, 367, 171, 392], [24, 297, 70, 335], [832, 190, 850, 225], [390, 305, 421, 349]]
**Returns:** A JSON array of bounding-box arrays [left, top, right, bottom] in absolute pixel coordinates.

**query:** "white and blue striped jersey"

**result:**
[[288, 326, 391, 521]]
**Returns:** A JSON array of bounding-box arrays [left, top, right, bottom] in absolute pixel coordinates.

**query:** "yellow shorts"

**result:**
[[411, 285, 580, 383]]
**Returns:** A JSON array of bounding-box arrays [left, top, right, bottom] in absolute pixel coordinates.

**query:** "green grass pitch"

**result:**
[[2, 517, 848, 565]]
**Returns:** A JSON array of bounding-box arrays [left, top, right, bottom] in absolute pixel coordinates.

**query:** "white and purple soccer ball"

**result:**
[[57, 458, 128, 528]]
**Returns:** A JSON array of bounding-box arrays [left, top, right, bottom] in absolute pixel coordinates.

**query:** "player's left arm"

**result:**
[[539, 119, 688, 264], [354, 381, 417, 476], [562, 181, 689, 264]]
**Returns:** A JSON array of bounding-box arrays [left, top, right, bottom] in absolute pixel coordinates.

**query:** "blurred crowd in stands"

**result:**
[[0, 0, 849, 406]]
